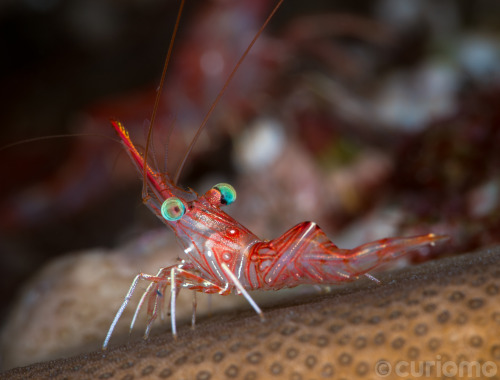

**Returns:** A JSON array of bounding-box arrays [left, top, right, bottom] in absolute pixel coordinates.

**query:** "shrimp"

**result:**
[[103, 0, 446, 349]]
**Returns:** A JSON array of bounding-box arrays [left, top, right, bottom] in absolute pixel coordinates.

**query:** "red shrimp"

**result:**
[[103, 0, 446, 349]]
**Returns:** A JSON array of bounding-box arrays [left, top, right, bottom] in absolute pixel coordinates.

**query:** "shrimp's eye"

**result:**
[[161, 197, 186, 221], [213, 183, 236, 205]]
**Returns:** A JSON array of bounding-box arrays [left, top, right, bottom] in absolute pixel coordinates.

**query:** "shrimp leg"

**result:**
[[102, 264, 225, 350]]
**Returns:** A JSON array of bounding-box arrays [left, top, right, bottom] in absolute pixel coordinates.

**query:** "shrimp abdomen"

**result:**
[[249, 222, 446, 289]]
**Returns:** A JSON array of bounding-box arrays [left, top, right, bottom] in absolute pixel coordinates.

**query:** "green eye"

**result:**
[[213, 183, 236, 205], [161, 197, 186, 221]]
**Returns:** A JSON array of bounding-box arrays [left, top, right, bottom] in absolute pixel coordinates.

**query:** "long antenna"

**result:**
[[173, 0, 284, 184], [142, 0, 186, 199], [0, 133, 118, 153]]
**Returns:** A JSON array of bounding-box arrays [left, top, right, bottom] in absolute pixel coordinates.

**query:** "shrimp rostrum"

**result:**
[[102, 1, 446, 349], [103, 121, 446, 349]]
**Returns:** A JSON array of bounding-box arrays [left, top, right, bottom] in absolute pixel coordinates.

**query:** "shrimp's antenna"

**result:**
[[0, 134, 119, 153], [142, 0, 185, 199], [173, 0, 284, 184]]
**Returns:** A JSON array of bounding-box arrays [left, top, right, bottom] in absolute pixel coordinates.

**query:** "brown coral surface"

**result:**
[[3, 245, 500, 380]]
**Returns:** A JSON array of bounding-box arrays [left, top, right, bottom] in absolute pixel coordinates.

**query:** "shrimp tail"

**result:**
[[251, 222, 447, 289], [345, 233, 448, 273]]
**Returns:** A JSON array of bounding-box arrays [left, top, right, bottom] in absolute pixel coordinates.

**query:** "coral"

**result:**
[[2, 245, 500, 379]]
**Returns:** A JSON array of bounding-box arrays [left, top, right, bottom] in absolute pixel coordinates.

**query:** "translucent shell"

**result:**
[[213, 183, 237, 205], [161, 197, 186, 221]]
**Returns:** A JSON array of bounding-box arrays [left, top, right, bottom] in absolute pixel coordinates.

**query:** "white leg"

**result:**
[[144, 292, 162, 339], [132, 267, 171, 336], [131, 282, 153, 333], [170, 267, 177, 338], [364, 273, 381, 283], [103, 269, 172, 349], [191, 291, 197, 329], [103, 273, 141, 350], [220, 263, 264, 321]]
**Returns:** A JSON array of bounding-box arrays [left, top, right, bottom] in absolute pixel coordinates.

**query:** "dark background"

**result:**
[[1, 0, 500, 335]]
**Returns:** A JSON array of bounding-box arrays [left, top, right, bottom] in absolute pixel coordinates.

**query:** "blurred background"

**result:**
[[1, 0, 500, 368]]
